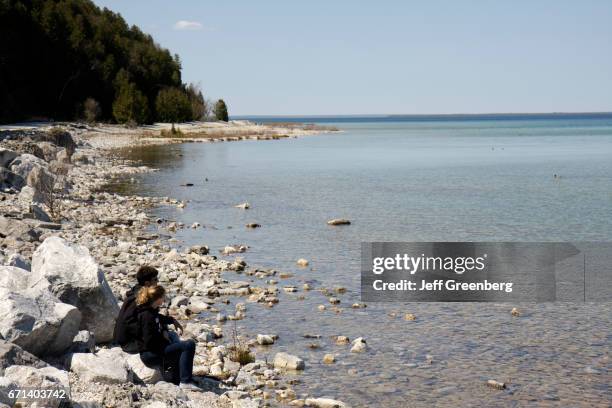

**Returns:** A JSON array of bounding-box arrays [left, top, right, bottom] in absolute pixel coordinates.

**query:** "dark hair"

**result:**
[[136, 266, 159, 286], [136, 285, 166, 306]]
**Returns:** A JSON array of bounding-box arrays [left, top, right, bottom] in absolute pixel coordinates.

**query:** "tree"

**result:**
[[112, 82, 149, 124], [186, 83, 206, 121], [83, 97, 101, 123], [155, 87, 192, 123], [214, 99, 229, 122]]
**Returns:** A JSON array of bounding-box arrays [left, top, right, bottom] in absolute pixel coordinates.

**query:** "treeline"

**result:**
[[0, 0, 229, 124]]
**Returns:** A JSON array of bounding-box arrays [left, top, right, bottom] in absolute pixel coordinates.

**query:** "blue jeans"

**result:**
[[164, 339, 196, 383]]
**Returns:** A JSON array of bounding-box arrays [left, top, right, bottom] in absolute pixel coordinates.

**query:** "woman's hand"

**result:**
[[172, 318, 184, 334]]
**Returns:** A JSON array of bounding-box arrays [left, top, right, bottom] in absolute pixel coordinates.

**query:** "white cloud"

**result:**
[[173, 20, 204, 31]]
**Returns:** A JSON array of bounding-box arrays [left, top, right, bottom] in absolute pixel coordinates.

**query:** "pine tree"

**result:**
[[214, 99, 229, 122], [112, 82, 149, 124]]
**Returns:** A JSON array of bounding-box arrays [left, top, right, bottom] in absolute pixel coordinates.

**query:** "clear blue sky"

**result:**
[[94, 0, 612, 116]]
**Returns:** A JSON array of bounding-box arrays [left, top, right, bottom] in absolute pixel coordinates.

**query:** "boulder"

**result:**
[[170, 295, 189, 308], [0, 216, 41, 242], [273, 352, 305, 370], [0, 377, 18, 407], [56, 148, 71, 164], [256, 334, 275, 345], [4, 364, 70, 388], [68, 351, 131, 384], [0, 168, 25, 191], [5, 254, 31, 271], [0, 266, 30, 290], [0, 287, 81, 356], [30, 237, 119, 342], [0, 340, 47, 375], [350, 337, 367, 353], [37, 142, 60, 162], [70, 330, 96, 353], [44, 129, 76, 157], [30, 203, 52, 222], [9, 154, 47, 180], [126, 353, 163, 384], [0, 148, 18, 168]]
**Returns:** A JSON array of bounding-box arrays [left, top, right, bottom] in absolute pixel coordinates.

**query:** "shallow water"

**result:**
[[115, 117, 611, 407]]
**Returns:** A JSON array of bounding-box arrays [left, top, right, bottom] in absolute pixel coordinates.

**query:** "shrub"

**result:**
[[155, 87, 192, 123], [83, 98, 101, 123], [214, 99, 229, 122]]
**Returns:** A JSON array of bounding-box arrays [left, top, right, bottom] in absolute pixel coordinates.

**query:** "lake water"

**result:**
[[118, 115, 612, 407]]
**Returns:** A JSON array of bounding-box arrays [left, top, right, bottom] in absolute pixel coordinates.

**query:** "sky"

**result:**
[[94, 0, 612, 116]]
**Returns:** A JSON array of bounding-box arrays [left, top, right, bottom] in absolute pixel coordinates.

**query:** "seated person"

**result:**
[[113, 266, 183, 351], [136, 284, 199, 391]]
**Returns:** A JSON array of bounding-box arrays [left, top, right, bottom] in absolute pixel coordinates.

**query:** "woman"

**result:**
[[136, 285, 200, 390]]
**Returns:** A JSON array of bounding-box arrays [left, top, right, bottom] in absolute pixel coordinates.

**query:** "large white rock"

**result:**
[[0, 266, 30, 290], [68, 351, 132, 384], [4, 365, 70, 388], [9, 154, 47, 180], [127, 353, 163, 384], [305, 398, 348, 408], [30, 237, 119, 342], [273, 352, 305, 370], [0, 287, 81, 356]]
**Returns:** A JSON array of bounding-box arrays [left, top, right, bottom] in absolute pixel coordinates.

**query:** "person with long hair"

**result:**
[[136, 285, 199, 390]]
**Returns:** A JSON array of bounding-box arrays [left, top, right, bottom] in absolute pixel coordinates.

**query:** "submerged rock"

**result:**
[[273, 352, 305, 370], [326, 218, 351, 226]]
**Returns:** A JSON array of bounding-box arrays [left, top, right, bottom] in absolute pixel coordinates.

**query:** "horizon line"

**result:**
[[233, 111, 612, 118]]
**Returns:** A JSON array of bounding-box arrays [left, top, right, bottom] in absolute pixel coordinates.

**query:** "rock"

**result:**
[[246, 223, 260, 228], [221, 245, 249, 255], [4, 364, 70, 388], [127, 353, 163, 384], [44, 128, 76, 156], [256, 334, 275, 345], [0, 216, 40, 242], [511, 307, 520, 317], [9, 154, 47, 180], [30, 203, 52, 222], [351, 303, 366, 309], [30, 237, 119, 342], [0, 340, 47, 375], [235, 202, 250, 209], [326, 218, 351, 226], [404, 313, 416, 321], [328, 297, 340, 305], [0, 168, 25, 191], [317, 305, 326, 311], [486, 379, 506, 390], [171, 295, 189, 308], [296, 258, 309, 267], [350, 337, 367, 353], [37, 142, 60, 162], [188, 245, 209, 255], [0, 376, 18, 406], [0, 147, 18, 168], [72, 151, 90, 164], [70, 330, 95, 353], [322, 354, 335, 364], [0, 286, 81, 356], [273, 352, 305, 370], [68, 351, 132, 384], [335, 336, 350, 345], [56, 148, 71, 164], [26, 165, 55, 196], [5, 254, 31, 271], [305, 398, 347, 408]]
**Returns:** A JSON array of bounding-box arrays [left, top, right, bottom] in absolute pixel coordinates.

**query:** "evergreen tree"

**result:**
[[112, 82, 149, 124], [155, 87, 192, 123], [214, 99, 229, 122]]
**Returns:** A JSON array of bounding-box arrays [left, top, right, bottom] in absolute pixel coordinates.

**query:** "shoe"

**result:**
[[179, 382, 201, 391]]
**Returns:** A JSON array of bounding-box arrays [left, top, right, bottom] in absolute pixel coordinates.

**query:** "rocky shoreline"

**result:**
[[0, 124, 347, 408]]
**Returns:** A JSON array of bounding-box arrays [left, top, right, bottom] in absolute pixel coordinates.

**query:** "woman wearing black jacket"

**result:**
[[136, 285, 199, 391]]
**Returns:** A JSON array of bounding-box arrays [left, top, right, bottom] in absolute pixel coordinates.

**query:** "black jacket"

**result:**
[[113, 284, 141, 345], [136, 306, 174, 355]]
